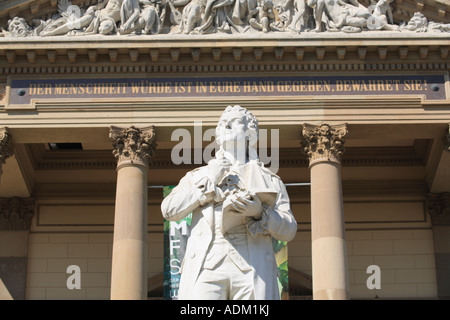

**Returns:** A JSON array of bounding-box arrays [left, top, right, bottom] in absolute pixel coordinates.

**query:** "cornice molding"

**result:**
[[0, 38, 448, 76], [0, 35, 448, 63], [0, 53, 448, 77]]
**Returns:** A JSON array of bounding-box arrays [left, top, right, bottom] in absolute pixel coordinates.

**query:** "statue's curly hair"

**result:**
[[215, 105, 259, 161]]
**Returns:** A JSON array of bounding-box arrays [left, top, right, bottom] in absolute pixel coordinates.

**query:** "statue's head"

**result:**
[[7, 17, 30, 37], [215, 105, 259, 161], [405, 12, 428, 31], [260, 0, 274, 11], [126, 127, 139, 139]]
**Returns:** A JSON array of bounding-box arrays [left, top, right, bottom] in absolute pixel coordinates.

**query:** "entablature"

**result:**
[[0, 34, 449, 75], [0, 0, 449, 74]]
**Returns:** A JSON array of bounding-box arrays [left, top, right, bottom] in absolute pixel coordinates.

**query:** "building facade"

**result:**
[[0, 0, 449, 300]]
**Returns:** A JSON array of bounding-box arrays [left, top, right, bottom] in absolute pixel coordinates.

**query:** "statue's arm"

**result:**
[[387, 6, 394, 25], [247, 178, 297, 241], [126, 3, 142, 24], [161, 172, 202, 221], [266, 179, 297, 241], [161, 169, 221, 221]]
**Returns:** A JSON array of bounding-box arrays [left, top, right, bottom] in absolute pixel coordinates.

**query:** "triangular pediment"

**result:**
[[0, 0, 449, 39]]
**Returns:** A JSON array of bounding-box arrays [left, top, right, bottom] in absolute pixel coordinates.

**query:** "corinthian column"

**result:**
[[301, 123, 349, 300], [109, 125, 156, 300], [0, 128, 13, 192]]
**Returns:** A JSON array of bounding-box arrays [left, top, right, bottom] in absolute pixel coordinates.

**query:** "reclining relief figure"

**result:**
[[308, 0, 369, 33]]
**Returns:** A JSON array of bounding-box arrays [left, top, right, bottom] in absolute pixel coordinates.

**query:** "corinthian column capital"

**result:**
[[0, 197, 35, 230], [109, 125, 157, 168], [0, 127, 13, 164], [427, 193, 450, 226], [301, 123, 347, 165]]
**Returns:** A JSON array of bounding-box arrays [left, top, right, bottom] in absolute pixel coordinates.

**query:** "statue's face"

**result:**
[[319, 125, 330, 136], [217, 112, 248, 147], [8, 18, 29, 37], [262, 0, 272, 11], [406, 14, 426, 30], [223, 115, 247, 143], [127, 130, 137, 140]]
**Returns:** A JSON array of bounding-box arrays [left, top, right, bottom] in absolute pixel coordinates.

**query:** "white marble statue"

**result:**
[[368, 0, 398, 31], [308, 0, 369, 33], [118, 0, 143, 34], [161, 105, 297, 300], [179, 0, 204, 34], [139, 0, 162, 34], [248, 0, 275, 33], [194, 0, 235, 34], [83, 0, 123, 35]]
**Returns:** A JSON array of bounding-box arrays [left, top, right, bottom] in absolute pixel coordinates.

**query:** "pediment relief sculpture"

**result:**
[[0, 0, 449, 37]]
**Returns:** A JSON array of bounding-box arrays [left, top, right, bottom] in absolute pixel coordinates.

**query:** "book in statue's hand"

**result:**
[[221, 190, 278, 234]]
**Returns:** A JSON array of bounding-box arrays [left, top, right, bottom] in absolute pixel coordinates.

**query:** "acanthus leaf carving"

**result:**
[[0, 197, 35, 230], [109, 125, 157, 167], [427, 193, 450, 226], [301, 123, 347, 165], [0, 128, 13, 164]]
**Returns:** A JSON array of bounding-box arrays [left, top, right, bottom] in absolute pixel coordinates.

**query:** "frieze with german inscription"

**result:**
[[6, 74, 447, 107]]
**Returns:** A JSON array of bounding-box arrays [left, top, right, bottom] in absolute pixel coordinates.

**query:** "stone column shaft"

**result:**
[[428, 193, 450, 299], [111, 163, 148, 299], [0, 197, 35, 300], [302, 123, 349, 300], [310, 161, 348, 299], [109, 125, 156, 300], [427, 126, 450, 299]]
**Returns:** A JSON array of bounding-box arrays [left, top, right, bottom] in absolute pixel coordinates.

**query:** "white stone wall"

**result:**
[[346, 229, 437, 299], [289, 229, 437, 299], [26, 232, 164, 300], [26, 233, 112, 299]]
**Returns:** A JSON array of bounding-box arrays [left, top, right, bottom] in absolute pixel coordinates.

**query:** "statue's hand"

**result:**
[[230, 191, 263, 219], [207, 157, 231, 185]]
